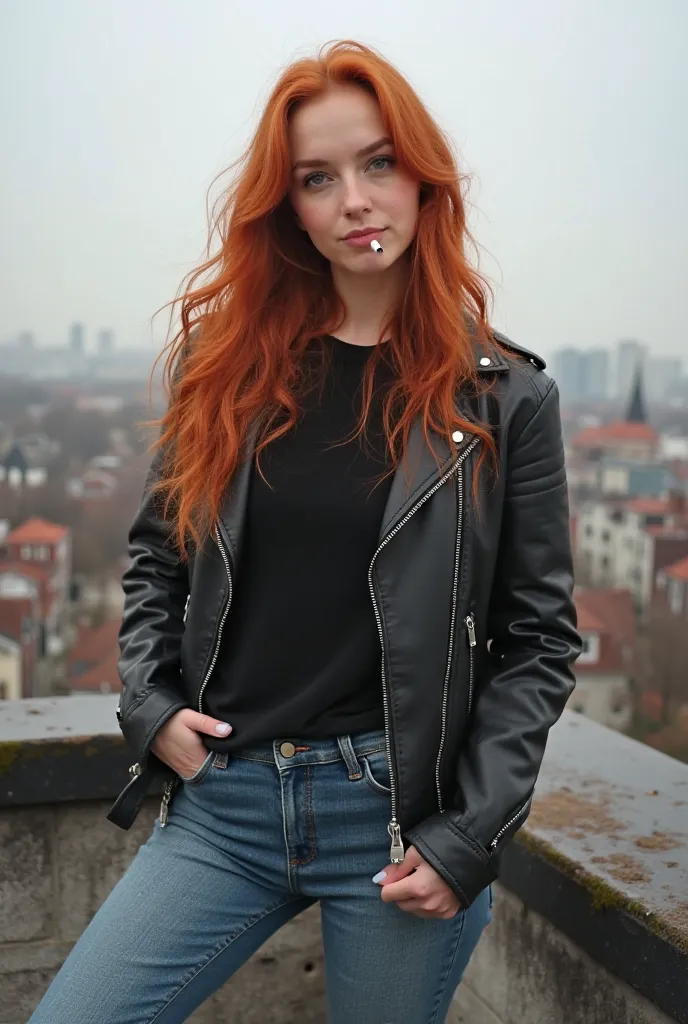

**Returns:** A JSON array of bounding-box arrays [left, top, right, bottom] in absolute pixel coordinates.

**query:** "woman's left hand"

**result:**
[[374, 846, 462, 919]]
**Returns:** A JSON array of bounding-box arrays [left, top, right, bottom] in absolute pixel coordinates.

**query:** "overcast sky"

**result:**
[[1, 0, 686, 364]]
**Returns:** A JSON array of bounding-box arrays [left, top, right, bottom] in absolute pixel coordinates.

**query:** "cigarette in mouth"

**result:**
[[370, 238, 384, 253]]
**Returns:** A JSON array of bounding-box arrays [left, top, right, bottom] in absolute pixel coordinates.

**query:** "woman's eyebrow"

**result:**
[[292, 135, 393, 173]]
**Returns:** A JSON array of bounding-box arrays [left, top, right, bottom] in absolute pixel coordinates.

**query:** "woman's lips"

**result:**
[[343, 229, 385, 247]]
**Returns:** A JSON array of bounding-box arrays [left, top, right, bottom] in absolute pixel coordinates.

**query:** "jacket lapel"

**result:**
[[378, 418, 453, 541]]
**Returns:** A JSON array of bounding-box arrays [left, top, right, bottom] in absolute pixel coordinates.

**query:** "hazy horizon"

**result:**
[[1, 0, 686, 364]]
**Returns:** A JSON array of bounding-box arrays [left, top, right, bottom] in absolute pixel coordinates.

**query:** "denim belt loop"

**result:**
[[337, 735, 363, 780]]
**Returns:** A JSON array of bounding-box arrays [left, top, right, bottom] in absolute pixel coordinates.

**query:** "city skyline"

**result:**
[[1, 1, 687, 360], [2, 324, 685, 365]]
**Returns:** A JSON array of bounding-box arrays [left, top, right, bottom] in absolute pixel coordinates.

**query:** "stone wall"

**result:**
[[1, 793, 679, 1024], [2, 698, 688, 1023]]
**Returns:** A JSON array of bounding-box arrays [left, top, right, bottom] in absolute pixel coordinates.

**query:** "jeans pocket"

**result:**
[[361, 751, 392, 796], [178, 750, 214, 785]]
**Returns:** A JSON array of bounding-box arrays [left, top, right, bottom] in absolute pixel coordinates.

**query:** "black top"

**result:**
[[204, 335, 397, 751]]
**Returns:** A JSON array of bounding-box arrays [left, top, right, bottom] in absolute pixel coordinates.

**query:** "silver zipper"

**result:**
[[434, 455, 474, 812], [197, 523, 233, 714], [490, 800, 530, 850], [160, 779, 175, 828], [369, 436, 480, 861], [466, 614, 477, 717]]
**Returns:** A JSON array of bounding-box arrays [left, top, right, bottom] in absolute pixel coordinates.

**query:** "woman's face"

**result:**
[[288, 84, 420, 275]]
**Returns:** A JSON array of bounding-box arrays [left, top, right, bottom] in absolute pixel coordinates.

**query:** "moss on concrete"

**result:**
[[517, 830, 688, 954], [0, 742, 21, 775]]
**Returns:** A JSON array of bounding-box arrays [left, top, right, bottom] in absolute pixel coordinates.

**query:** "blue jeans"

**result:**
[[29, 729, 493, 1023]]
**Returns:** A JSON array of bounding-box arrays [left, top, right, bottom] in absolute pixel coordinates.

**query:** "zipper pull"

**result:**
[[129, 762, 141, 777], [388, 820, 405, 864], [465, 614, 477, 647], [160, 780, 174, 828]]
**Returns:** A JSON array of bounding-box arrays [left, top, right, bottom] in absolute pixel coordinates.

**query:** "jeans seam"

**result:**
[[428, 906, 467, 1024], [289, 764, 317, 866], [145, 894, 306, 1024]]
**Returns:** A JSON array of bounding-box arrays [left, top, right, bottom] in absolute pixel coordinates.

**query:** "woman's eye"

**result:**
[[303, 171, 328, 188], [302, 155, 395, 189], [369, 155, 395, 171]]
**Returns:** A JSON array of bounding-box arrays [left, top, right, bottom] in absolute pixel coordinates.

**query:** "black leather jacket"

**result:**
[[107, 331, 580, 909]]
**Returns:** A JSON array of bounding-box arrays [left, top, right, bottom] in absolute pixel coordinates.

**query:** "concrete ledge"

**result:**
[[2, 699, 688, 1022], [501, 712, 688, 1023], [0, 696, 166, 807]]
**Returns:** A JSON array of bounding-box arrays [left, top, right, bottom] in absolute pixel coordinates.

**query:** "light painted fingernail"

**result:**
[[215, 723, 232, 735], [372, 871, 387, 884]]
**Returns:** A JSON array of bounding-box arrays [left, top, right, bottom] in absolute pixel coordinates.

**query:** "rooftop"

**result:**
[[572, 421, 658, 447], [5, 516, 69, 544], [665, 555, 688, 583]]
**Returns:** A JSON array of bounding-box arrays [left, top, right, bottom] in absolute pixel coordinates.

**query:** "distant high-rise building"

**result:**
[[553, 348, 585, 404], [69, 322, 85, 354], [646, 356, 682, 402], [553, 346, 611, 404], [97, 328, 114, 355], [615, 339, 646, 402], [582, 348, 609, 401]]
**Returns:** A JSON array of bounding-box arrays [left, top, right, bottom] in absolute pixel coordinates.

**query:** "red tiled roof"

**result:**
[[69, 618, 121, 674], [665, 556, 688, 582], [575, 603, 605, 632], [572, 421, 658, 447], [627, 498, 670, 516], [575, 587, 636, 647], [6, 517, 69, 544], [70, 647, 121, 693]]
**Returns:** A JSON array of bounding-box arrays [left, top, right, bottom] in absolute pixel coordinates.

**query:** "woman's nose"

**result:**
[[341, 176, 372, 216]]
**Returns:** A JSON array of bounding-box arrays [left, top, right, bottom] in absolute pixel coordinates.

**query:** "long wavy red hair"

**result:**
[[151, 39, 500, 555]]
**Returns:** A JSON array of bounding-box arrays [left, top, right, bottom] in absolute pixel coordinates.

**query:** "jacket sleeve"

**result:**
[[116, 443, 190, 768], [405, 378, 581, 907]]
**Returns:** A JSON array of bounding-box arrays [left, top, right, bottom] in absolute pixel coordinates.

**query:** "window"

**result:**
[[601, 556, 609, 570], [585, 525, 593, 537], [578, 634, 600, 664], [0, 681, 7, 700], [601, 530, 610, 543], [35, 545, 50, 561], [656, 572, 666, 591], [20, 545, 31, 560]]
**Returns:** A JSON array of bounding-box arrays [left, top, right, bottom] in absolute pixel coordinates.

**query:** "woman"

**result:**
[[31, 39, 580, 1024]]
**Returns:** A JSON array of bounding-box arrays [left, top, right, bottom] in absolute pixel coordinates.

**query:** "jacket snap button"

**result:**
[[452, 430, 464, 443], [280, 742, 296, 758], [479, 356, 492, 366]]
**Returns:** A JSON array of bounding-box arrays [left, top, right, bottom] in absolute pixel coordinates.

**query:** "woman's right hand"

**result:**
[[151, 708, 232, 778]]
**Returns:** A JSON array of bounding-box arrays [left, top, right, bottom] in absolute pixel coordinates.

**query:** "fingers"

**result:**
[[379, 875, 429, 903], [372, 845, 422, 886], [183, 710, 232, 737]]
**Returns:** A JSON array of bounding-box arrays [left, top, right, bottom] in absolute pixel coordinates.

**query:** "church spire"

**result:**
[[626, 363, 647, 423]]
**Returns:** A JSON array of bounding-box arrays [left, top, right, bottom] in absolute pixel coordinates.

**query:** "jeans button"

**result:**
[[280, 741, 296, 758]]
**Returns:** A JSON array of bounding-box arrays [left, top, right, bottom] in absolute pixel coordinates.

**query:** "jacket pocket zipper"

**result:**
[[465, 613, 477, 717], [490, 798, 531, 850]]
